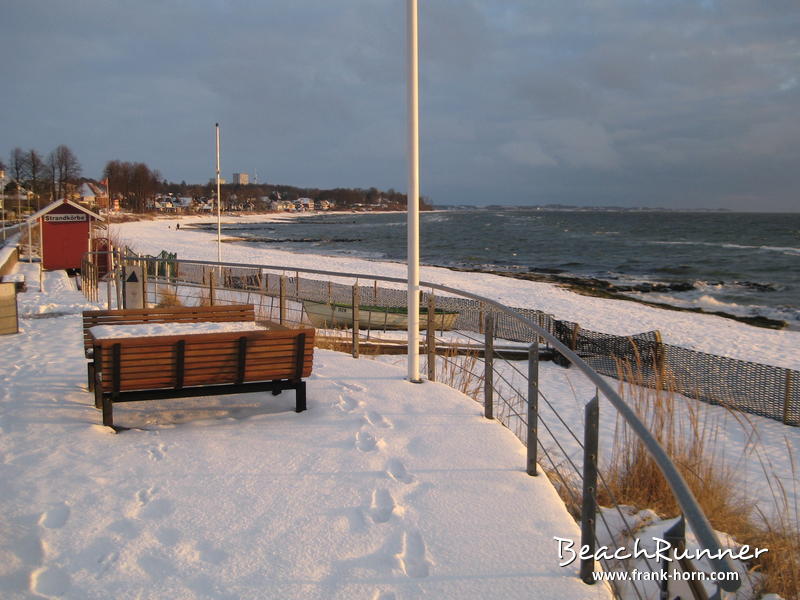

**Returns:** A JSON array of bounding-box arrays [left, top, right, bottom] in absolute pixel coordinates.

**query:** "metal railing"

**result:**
[[81, 251, 745, 599]]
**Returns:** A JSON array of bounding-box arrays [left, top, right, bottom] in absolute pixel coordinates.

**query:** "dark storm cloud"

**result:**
[[1, 0, 798, 210]]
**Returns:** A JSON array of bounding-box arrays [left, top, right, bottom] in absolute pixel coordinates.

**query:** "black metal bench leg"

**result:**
[[87, 362, 95, 392], [94, 376, 103, 409], [102, 394, 114, 428], [295, 381, 307, 412]]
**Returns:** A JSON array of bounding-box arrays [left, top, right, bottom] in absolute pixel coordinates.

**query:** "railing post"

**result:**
[[279, 275, 287, 324], [209, 269, 216, 306], [427, 294, 436, 382], [295, 271, 300, 297], [527, 342, 539, 476], [661, 516, 710, 600], [484, 312, 494, 420], [106, 267, 112, 309], [114, 252, 122, 309], [580, 395, 599, 584], [352, 283, 360, 359], [141, 259, 149, 308]]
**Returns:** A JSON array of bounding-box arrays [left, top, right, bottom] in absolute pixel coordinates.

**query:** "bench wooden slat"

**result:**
[[100, 352, 314, 373], [101, 365, 313, 392], [82, 304, 257, 351]]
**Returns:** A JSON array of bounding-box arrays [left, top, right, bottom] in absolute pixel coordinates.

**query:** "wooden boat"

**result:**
[[302, 300, 459, 331]]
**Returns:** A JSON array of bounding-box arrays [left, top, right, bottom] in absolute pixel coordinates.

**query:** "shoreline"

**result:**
[[184, 211, 790, 330], [445, 266, 789, 330]]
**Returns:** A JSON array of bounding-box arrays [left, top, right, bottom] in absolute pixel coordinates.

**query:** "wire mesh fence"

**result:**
[[551, 320, 799, 427]]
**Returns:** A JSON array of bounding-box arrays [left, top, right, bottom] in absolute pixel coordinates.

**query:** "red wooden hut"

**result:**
[[28, 200, 104, 271]]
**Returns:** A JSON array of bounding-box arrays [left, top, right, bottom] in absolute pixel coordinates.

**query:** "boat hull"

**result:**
[[302, 301, 458, 331]]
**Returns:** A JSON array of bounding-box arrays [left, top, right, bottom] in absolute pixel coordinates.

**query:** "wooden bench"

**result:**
[[82, 304, 257, 391], [89, 323, 315, 430]]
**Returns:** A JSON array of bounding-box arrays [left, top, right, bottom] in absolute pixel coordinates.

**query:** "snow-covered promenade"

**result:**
[[0, 263, 610, 599]]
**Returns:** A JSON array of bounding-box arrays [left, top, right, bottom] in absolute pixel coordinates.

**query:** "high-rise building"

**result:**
[[232, 172, 249, 185]]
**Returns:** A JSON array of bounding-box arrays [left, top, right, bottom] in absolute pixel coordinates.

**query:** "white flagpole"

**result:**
[[407, 0, 421, 382], [216, 123, 222, 264]]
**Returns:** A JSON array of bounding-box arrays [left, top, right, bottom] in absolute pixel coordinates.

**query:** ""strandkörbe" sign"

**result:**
[[44, 214, 87, 222]]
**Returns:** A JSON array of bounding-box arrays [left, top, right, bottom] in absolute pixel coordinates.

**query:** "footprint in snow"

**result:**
[[39, 502, 70, 529], [386, 458, 413, 484], [30, 566, 71, 597], [369, 489, 396, 523], [133, 488, 173, 520], [337, 381, 367, 394], [355, 430, 380, 452], [396, 529, 431, 578], [365, 410, 392, 428], [334, 394, 361, 413], [136, 487, 155, 507], [147, 443, 167, 461]]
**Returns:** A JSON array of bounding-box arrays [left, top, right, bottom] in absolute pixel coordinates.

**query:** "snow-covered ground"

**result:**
[[115, 214, 800, 370], [2, 214, 796, 599], [0, 265, 611, 600]]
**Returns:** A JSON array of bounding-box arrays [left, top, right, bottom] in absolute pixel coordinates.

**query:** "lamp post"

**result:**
[[216, 122, 222, 265], [406, 0, 421, 383], [1, 173, 6, 242]]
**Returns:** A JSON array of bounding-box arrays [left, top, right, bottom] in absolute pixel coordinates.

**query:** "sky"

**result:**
[[1, 0, 799, 211]]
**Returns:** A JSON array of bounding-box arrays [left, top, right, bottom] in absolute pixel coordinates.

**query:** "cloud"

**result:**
[[1, 0, 799, 209]]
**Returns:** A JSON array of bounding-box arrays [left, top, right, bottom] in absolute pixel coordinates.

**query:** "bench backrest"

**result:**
[[94, 327, 315, 393], [83, 304, 256, 352]]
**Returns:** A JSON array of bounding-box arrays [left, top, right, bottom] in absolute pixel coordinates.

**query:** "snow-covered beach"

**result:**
[[1, 212, 797, 599]]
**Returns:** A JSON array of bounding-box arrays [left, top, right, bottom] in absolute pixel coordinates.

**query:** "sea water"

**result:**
[[203, 209, 800, 327]]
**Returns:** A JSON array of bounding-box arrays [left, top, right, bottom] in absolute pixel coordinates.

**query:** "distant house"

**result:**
[[295, 198, 315, 211], [175, 197, 193, 211], [317, 199, 334, 210], [77, 183, 96, 205], [270, 200, 295, 211]]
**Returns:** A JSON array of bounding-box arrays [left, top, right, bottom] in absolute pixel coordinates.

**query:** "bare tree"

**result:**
[[48, 145, 82, 200], [9, 147, 29, 183], [104, 160, 161, 212], [25, 149, 46, 209]]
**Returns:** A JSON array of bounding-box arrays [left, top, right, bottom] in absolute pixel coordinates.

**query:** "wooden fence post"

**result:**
[[141, 259, 149, 307], [484, 312, 494, 420], [571, 323, 581, 352], [527, 342, 539, 476], [279, 275, 287, 324], [785, 370, 794, 425], [352, 284, 360, 359], [653, 330, 667, 389], [209, 270, 216, 306], [427, 294, 436, 382]]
